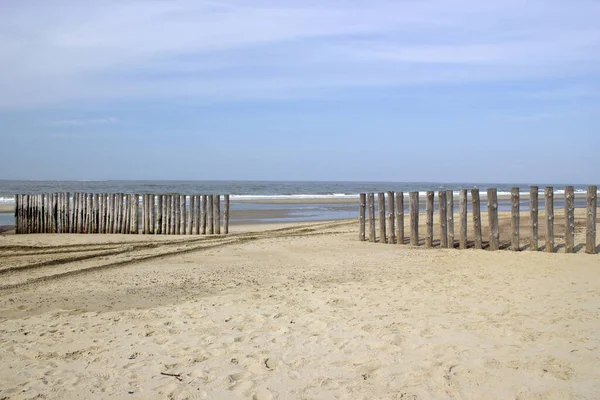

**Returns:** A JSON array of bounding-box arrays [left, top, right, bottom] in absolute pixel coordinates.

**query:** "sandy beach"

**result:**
[[1, 211, 599, 399]]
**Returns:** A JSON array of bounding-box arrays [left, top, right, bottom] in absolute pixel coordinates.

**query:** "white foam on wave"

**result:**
[[230, 194, 359, 200]]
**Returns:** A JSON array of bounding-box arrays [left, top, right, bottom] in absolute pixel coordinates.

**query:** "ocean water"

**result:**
[[0, 180, 596, 226]]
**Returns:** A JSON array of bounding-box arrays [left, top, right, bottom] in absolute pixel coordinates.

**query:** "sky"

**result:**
[[0, 0, 599, 183]]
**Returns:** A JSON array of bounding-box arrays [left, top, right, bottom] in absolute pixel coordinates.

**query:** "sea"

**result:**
[[0, 180, 595, 226]]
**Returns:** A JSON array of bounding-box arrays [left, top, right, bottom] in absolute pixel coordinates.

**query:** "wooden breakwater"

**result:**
[[13, 193, 231, 235], [359, 186, 598, 254]]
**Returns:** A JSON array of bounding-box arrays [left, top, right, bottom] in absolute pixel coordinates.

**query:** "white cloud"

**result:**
[[0, 0, 599, 108], [50, 117, 120, 126]]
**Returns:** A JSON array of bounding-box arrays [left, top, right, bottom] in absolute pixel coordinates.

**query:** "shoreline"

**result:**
[[0, 192, 592, 213]]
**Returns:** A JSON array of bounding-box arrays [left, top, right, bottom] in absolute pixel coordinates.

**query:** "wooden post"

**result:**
[[177, 195, 184, 235], [586, 185, 597, 254], [201, 195, 208, 235], [368, 193, 376, 242], [155, 195, 162, 234], [487, 188, 500, 251], [93, 194, 99, 233], [166, 195, 172, 234], [134, 194, 140, 234], [471, 189, 482, 249], [224, 194, 230, 235], [151, 194, 157, 234], [446, 190, 454, 248], [459, 189, 468, 249], [172, 194, 179, 234], [214, 195, 221, 234], [123, 194, 130, 234], [530, 186, 539, 251], [359, 193, 366, 241], [395, 192, 404, 245], [377, 193, 386, 243], [511, 188, 520, 251], [386, 191, 395, 244], [409, 191, 419, 246], [80, 193, 86, 234], [545, 187, 554, 253], [80, 193, 86, 233], [14, 195, 20, 234], [565, 186, 575, 253], [114, 194, 121, 234], [425, 191, 434, 248], [439, 191, 448, 248], [86, 193, 92, 233], [207, 195, 214, 234], [193, 195, 199, 235], [188, 195, 194, 235], [40, 194, 46, 233], [163, 195, 169, 235], [38, 193, 47, 233], [120, 194, 127, 234], [179, 194, 187, 235]]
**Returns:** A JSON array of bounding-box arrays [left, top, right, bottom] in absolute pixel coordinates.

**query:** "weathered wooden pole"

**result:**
[[439, 191, 448, 248], [141, 194, 147, 234], [530, 186, 539, 251], [201, 195, 208, 235], [459, 189, 468, 249], [38, 193, 46, 233], [14, 194, 20, 234], [151, 194, 157, 234], [40, 194, 46, 233], [188, 195, 195, 235], [194, 194, 202, 235], [409, 191, 419, 246], [62, 192, 68, 233], [207, 195, 214, 234], [545, 187, 554, 253], [134, 194, 140, 234], [446, 190, 454, 248], [155, 195, 162, 234], [511, 187, 520, 251], [386, 191, 395, 244], [377, 193, 386, 243], [79, 193, 86, 234], [565, 186, 575, 253], [179, 195, 185, 235], [359, 193, 366, 241], [586, 185, 597, 254], [93, 193, 99, 233], [116, 194, 123, 234], [87, 193, 93, 233], [395, 192, 404, 245], [173, 194, 180, 235], [166, 195, 172, 234], [120, 194, 127, 234], [163, 195, 169, 235], [214, 195, 221, 234], [123, 194, 130, 234], [425, 191, 434, 248], [224, 194, 230, 235], [80, 193, 85, 233], [181, 195, 187, 234], [368, 193, 376, 242], [487, 188, 500, 251], [471, 189, 482, 249]]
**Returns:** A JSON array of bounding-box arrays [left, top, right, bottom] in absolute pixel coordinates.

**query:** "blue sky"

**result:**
[[0, 0, 599, 182]]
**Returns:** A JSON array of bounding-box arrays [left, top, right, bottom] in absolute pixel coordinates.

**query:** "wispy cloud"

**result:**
[[49, 117, 120, 126], [1, 0, 599, 108]]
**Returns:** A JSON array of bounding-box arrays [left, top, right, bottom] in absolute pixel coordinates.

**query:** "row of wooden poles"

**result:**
[[14, 193, 231, 235], [359, 186, 598, 254]]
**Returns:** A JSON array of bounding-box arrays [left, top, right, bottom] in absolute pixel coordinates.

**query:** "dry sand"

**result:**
[[1, 214, 599, 400]]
